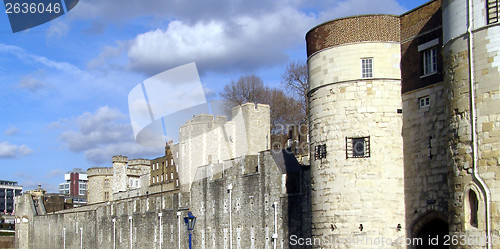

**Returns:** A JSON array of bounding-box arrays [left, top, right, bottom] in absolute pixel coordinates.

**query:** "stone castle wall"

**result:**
[[442, 0, 500, 244], [16, 151, 311, 249], [401, 83, 449, 236], [178, 103, 270, 192], [306, 0, 500, 248]]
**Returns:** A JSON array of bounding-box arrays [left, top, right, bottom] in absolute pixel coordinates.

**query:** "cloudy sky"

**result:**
[[0, 0, 429, 192]]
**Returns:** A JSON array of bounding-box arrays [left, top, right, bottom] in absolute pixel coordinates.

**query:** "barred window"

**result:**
[[361, 58, 373, 78], [346, 137, 370, 158], [487, 0, 499, 24], [314, 144, 327, 160]]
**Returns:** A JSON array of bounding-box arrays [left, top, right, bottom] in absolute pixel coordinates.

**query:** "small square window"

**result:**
[[361, 58, 373, 78], [419, 96, 430, 108], [346, 137, 370, 158], [423, 48, 437, 75]]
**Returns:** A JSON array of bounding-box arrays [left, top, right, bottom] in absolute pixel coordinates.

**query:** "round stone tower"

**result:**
[[306, 15, 406, 248], [442, 0, 500, 244]]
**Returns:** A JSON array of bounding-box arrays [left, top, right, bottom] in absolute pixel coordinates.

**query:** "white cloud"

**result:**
[[0, 142, 33, 158], [88, 0, 406, 75], [4, 127, 19, 136], [123, 8, 315, 74], [18, 73, 47, 93], [46, 21, 70, 39], [0, 43, 82, 74], [59, 106, 162, 164]]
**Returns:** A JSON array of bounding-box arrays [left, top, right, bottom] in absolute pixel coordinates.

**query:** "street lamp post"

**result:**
[[184, 211, 197, 249]]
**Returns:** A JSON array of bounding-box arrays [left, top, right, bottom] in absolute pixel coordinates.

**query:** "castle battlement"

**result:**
[[87, 167, 113, 176], [128, 158, 151, 167], [112, 155, 128, 163]]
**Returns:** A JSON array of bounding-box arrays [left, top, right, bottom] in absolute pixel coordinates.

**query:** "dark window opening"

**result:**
[[469, 190, 479, 228]]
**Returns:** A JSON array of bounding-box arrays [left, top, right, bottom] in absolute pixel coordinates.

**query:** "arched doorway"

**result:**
[[415, 218, 449, 249]]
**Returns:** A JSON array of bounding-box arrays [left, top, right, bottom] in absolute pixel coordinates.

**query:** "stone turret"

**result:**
[[306, 15, 405, 248], [112, 155, 128, 194]]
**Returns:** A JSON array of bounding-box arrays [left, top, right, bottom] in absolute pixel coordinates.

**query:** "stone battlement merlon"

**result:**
[[128, 159, 151, 166], [185, 114, 227, 124], [112, 155, 128, 163], [87, 167, 113, 176]]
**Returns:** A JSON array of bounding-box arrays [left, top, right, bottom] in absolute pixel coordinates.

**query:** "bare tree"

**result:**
[[219, 74, 305, 128], [281, 61, 308, 115], [219, 74, 268, 106]]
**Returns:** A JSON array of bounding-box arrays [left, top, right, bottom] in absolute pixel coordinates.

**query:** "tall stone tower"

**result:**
[[442, 0, 500, 244], [112, 155, 128, 193], [306, 15, 406, 248]]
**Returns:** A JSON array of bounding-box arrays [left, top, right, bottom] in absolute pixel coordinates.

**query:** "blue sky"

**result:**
[[0, 0, 429, 192]]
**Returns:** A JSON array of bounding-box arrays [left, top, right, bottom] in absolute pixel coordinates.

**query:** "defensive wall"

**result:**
[[15, 151, 311, 249]]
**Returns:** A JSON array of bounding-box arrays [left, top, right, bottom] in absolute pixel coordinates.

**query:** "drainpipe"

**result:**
[[272, 202, 278, 249], [129, 216, 133, 249], [112, 218, 116, 249], [467, 1, 491, 248], [158, 213, 163, 249], [63, 228, 66, 249], [80, 227, 83, 249], [177, 211, 181, 249], [227, 184, 233, 249]]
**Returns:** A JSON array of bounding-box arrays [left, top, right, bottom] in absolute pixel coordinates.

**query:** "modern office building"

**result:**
[[0, 180, 22, 214], [58, 168, 88, 206]]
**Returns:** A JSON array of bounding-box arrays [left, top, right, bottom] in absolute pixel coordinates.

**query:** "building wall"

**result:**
[[112, 155, 128, 194], [87, 158, 150, 204], [307, 15, 405, 248], [402, 83, 449, 237], [178, 103, 270, 192], [15, 152, 311, 249], [400, 0, 443, 93], [150, 144, 179, 189], [399, 0, 450, 242], [442, 0, 500, 244], [0, 181, 22, 214], [87, 168, 113, 204]]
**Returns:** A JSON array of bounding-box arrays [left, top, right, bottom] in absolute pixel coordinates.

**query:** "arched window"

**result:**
[[469, 190, 478, 228]]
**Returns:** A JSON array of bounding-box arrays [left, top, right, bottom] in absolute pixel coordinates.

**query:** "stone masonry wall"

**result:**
[[443, 0, 500, 247], [308, 79, 405, 249], [87, 168, 113, 204], [16, 151, 311, 249], [402, 83, 449, 237]]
